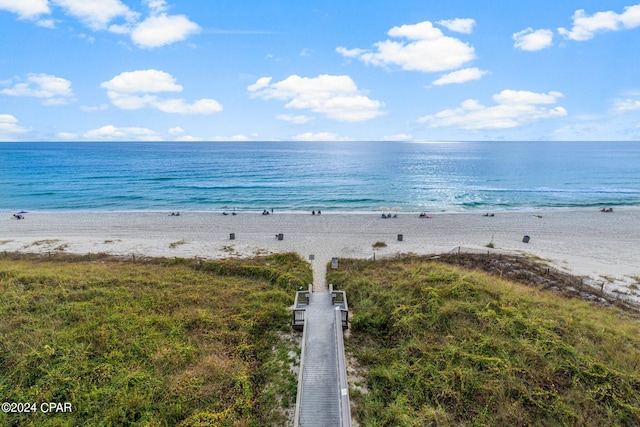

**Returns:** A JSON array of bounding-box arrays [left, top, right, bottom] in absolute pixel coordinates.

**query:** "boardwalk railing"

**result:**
[[293, 304, 310, 427], [292, 285, 312, 331], [334, 306, 352, 426], [330, 284, 349, 330]]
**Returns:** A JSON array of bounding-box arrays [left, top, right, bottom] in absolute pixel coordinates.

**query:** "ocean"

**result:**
[[1, 141, 639, 213]]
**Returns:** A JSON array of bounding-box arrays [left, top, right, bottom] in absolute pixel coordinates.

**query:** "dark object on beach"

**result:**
[[277, 233, 284, 240], [317, 210, 321, 215], [600, 207, 613, 212], [522, 235, 530, 243], [262, 210, 270, 215], [312, 210, 315, 215], [398, 234, 403, 241], [13, 214, 25, 220], [483, 213, 495, 217], [230, 233, 235, 240], [169, 212, 180, 216]]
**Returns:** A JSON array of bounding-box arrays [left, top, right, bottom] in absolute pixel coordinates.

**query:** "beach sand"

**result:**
[[2, 209, 639, 303]]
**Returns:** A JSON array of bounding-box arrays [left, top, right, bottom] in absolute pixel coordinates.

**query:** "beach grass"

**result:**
[[0, 253, 310, 426], [328, 256, 640, 426]]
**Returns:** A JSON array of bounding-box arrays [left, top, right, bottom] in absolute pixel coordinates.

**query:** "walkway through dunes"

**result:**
[[293, 281, 351, 426]]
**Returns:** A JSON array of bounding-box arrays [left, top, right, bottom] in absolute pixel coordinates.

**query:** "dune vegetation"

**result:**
[[328, 255, 640, 426], [0, 253, 311, 427]]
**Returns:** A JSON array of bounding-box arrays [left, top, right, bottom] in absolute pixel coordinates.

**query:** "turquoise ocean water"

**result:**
[[1, 141, 639, 212]]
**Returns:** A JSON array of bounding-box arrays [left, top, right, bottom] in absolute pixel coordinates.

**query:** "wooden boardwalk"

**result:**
[[293, 287, 351, 426]]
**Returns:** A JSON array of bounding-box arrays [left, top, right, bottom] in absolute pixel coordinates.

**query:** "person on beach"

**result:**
[[312, 210, 315, 215]]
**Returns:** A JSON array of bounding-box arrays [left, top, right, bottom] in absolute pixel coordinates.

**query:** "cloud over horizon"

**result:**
[[248, 74, 385, 122], [0, 114, 29, 138], [417, 89, 567, 130], [0, 73, 75, 105], [101, 69, 222, 114], [336, 20, 476, 73]]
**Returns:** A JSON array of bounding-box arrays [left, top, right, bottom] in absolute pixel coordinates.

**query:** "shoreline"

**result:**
[[2, 208, 639, 303], [3, 205, 639, 215]]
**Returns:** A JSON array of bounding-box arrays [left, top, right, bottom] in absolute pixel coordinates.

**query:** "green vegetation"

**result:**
[[372, 241, 387, 249], [0, 253, 311, 426], [328, 256, 640, 426]]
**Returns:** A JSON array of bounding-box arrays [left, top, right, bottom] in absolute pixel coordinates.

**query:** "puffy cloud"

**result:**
[[145, 0, 169, 14], [437, 18, 476, 34], [0, 73, 75, 105], [130, 14, 200, 48], [248, 74, 384, 122], [336, 20, 475, 72], [2, 0, 199, 49], [101, 69, 222, 114], [417, 90, 567, 130], [292, 132, 354, 141], [559, 4, 640, 41], [0, 0, 49, 19], [276, 114, 313, 124], [101, 69, 182, 93], [84, 125, 162, 140], [513, 28, 554, 51], [431, 68, 487, 86], [168, 126, 185, 135], [0, 114, 29, 138], [52, 0, 138, 30], [613, 98, 640, 113]]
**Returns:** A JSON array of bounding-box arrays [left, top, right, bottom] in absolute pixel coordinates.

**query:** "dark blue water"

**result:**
[[1, 141, 639, 212]]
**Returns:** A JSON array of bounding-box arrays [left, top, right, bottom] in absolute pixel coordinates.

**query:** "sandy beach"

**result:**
[[2, 208, 639, 302]]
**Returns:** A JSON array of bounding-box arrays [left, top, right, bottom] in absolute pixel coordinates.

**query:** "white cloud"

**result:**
[[417, 90, 567, 130], [2, 0, 199, 49], [100, 69, 182, 93], [52, 0, 138, 31], [101, 69, 222, 114], [292, 132, 354, 141], [0, 73, 75, 105], [437, 18, 475, 34], [57, 132, 78, 139], [152, 98, 222, 114], [130, 14, 200, 48], [211, 134, 252, 141], [336, 20, 476, 72], [84, 125, 162, 140], [0, 114, 29, 138], [431, 68, 488, 86], [513, 28, 553, 51], [382, 133, 413, 141], [168, 126, 185, 135], [559, 4, 640, 41], [175, 134, 203, 141], [145, 0, 169, 14], [276, 114, 313, 124], [80, 104, 109, 112], [335, 46, 367, 58], [0, 0, 50, 19], [248, 74, 384, 122], [613, 98, 640, 113]]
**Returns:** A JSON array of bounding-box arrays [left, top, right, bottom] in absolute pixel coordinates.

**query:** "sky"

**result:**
[[1, 0, 640, 142]]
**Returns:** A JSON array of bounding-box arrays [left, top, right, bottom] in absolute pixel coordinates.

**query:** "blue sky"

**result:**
[[1, 0, 640, 141]]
